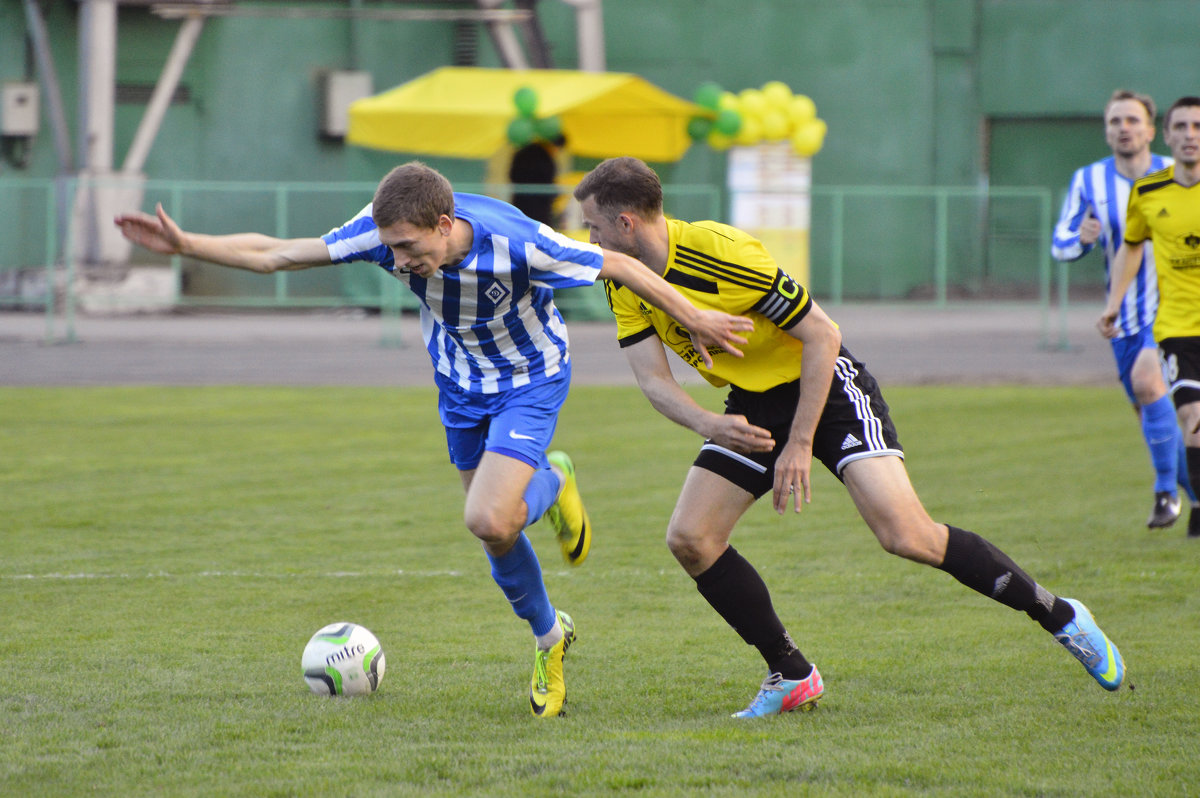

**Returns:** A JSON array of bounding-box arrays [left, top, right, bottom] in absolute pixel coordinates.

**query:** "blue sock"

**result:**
[[1178, 436, 1198, 503], [523, 464, 560, 528], [487, 532, 557, 637], [1142, 395, 1181, 494]]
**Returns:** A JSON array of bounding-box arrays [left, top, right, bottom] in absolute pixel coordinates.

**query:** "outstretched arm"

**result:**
[[622, 334, 775, 454], [1097, 240, 1145, 338], [772, 301, 842, 515], [114, 203, 333, 273], [598, 249, 753, 367]]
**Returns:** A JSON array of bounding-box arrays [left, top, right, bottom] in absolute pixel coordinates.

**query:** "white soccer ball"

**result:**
[[301, 622, 386, 696]]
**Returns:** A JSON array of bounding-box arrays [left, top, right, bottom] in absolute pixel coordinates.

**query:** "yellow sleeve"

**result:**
[[1125, 189, 1150, 245], [603, 279, 657, 347]]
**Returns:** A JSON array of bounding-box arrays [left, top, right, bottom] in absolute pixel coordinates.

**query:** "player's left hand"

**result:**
[[687, 310, 754, 367], [771, 439, 813, 515]]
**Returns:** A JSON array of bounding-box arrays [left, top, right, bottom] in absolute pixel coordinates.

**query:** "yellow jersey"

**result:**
[[606, 218, 818, 391], [1125, 165, 1200, 339]]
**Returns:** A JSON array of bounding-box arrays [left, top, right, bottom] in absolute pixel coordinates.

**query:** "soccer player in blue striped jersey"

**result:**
[[115, 161, 754, 718], [1052, 89, 1195, 529]]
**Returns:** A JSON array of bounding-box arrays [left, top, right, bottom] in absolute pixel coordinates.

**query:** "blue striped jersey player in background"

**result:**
[[115, 161, 755, 718], [1052, 89, 1195, 529]]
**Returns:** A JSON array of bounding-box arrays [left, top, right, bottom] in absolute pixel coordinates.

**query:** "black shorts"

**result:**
[[1160, 336, 1200, 408], [693, 347, 904, 498]]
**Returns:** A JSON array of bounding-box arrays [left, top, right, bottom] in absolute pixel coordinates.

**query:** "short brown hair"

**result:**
[[372, 162, 455, 229], [1106, 89, 1156, 122], [1165, 96, 1200, 129], [573, 157, 663, 222]]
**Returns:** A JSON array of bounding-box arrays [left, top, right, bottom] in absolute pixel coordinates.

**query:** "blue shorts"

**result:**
[[435, 362, 571, 471], [1110, 325, 1160, 403]]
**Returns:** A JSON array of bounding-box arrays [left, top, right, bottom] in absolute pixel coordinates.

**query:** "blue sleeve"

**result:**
[[321, 203, 394, 268], [525, 226, 605, 290], [1051, 169, 1094, 262]]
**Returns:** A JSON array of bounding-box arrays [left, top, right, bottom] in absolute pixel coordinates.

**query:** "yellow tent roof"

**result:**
[[346, 66, 705, 162]]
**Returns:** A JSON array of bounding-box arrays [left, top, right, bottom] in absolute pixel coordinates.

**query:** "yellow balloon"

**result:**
[[788, 94, 817, 126], [717, 91, 740, 111], [734, 115, 763, 146], [738, 88, 768, 118], [707, 129, 735, 151], [761, 81, 793, 110], [791, 119, 826, 157], [760, 110, 789, 141]]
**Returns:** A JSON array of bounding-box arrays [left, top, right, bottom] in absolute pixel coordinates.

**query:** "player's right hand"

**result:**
[[113, 203, 186, 256], [1096, 308, 1119, 339], [706, 414, 774, 455]]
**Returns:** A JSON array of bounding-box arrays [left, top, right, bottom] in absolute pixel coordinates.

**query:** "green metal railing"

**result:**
[[1, 177, 1066, 347], [813, 184, 1066, 348]]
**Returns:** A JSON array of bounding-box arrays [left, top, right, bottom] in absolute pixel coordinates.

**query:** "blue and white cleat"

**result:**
[[1054, 599, 1124, 691], [732, 666, 824, 718]]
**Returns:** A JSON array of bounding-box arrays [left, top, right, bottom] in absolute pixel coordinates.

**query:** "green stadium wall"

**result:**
[[2, 0, 1197, 301]]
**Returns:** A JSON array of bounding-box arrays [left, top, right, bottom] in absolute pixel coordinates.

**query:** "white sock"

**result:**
[[535, 618, 563, 651]]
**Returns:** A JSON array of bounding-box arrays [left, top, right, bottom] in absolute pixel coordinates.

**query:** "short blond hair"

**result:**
[[1106, 89, 1156, 122]]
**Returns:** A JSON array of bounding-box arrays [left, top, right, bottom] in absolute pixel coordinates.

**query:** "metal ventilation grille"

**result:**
[[452, 20, 479, 66]]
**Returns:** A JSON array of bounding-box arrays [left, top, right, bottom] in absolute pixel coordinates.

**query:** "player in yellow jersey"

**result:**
[[1101, 96, 1200, 538], [575, 157, 1126, 717]]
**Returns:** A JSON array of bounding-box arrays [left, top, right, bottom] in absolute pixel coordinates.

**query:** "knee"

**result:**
[[1130, 365, 1166, 405], [464, 506, 521, 549], [872, 521, 945, 565], [1132, 379, 1165, 407], [665, 523, 706, 570]]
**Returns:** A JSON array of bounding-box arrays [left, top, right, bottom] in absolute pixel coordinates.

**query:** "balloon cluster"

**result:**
[[688, 80, 826, 156], [507, 86, 564, 147]]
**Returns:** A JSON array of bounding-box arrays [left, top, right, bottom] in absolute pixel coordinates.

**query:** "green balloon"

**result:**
[[714, 108, 742, 136], [507, 116, 536, 146], [687, 116, 713, 141], [693, 82, 724, 110], [513, 86, 539, 118], [534, 115, 562, 141]]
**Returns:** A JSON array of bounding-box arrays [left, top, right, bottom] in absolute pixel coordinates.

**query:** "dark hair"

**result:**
[[372, 162, 455, 229], [1165, 96, 1200, 129], [1106, 89, 1156, 122], [573, 157, 663, 222]]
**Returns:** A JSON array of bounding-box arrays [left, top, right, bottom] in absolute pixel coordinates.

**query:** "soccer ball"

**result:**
[[301, 622, 386, 696]]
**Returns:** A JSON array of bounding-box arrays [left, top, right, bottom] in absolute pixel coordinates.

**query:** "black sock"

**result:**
[[1187, 447, 1200, 505], [937, 526, 1073, 633], [694, 546, 812, 679]]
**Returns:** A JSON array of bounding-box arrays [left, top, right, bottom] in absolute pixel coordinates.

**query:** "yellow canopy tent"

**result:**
[[346, 66, 705, 162]]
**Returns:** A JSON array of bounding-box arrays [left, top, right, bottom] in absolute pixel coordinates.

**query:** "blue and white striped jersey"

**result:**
[[322, 193, 604, 394], [1051, 154, 1171, 339]]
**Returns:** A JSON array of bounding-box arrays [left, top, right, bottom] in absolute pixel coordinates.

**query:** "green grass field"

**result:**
[[3, 385, 1198, 797]]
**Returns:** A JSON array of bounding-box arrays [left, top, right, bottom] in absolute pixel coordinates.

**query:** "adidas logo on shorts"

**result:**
[[841, 433, 861, 451]]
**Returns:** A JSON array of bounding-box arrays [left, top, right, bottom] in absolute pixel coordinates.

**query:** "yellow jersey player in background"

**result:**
[[1101, 95, 1200, 538], [575, 156, 1126, 718]]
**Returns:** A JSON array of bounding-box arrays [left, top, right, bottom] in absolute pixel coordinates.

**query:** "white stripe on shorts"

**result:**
[[836, 448, 905, 474], [834, 356, 886, 449], [1169, 379, 1200, 396], [699, 443, 768, 473]]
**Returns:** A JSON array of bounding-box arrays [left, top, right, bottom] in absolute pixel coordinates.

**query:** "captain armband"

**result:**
[[751, 270, 812, 329]]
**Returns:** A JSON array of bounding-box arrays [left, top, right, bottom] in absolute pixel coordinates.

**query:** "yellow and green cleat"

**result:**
[[530, 610, 575, 718], [544, 451, 592, 566]]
